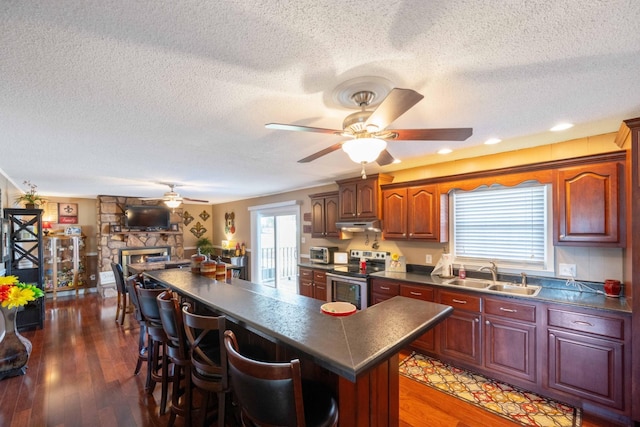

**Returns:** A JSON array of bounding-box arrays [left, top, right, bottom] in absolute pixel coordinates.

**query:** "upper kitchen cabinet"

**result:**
[[554, 160, 625, 247], [309, 191, 339, 238], [382, 184, 448, 241], [337, 173, 393, 220]]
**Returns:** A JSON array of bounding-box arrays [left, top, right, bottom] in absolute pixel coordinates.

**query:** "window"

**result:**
[[451, 183, 552, 272]]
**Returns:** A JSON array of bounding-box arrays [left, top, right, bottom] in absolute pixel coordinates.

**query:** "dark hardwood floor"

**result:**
[[0, 293, 621, 427]]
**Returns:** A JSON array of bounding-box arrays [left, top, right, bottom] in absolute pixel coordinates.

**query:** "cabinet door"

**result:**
[[408, 185, 438, 240], [401, 284, 436, 352], [555, 162, 623, 246], [439, 291, 482, 366], [324, 194, 339, 237], [484, 315, 537, 383], [547, 329, 624, 409], [357, 179, 377, 219], [382, 188, 407, 239], [310, 197, 326, 238], [313, 270, 327, 301], [299, 268, 314, 297], [339, 182, 358, 219]]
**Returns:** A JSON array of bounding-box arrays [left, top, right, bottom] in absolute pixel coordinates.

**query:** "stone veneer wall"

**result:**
[[97, 195, 185, 273]]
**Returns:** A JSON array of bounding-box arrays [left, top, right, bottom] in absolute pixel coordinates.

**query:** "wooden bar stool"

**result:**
[[223, 330, 338, 427], [182, 303, 230, 427], [135, 284, 170, 415], [125, 274, 147, 375], [111, 262, 129, 325], [157, 290, 193, 427]]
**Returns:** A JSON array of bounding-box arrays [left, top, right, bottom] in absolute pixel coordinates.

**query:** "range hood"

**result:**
[[335, 219, 382, 233]]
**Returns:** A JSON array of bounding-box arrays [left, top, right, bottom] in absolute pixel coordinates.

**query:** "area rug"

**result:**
[[399, 352, 581, 427]]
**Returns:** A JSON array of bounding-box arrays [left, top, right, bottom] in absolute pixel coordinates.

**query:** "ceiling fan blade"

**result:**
[[376, 149, 396, 166], [364, 88, 424, 131], [266, 123, 343, 135], [387, 128, 473, 141], [298, 142, 345, 163], [183, 197, 209, 203], [140, 197, 163, 200]]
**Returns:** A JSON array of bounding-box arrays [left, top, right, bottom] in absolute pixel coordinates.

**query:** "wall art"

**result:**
[[58, 203, 78, 224], [199, 210, 210, 221], [225, 211, 235, 234], [183, 211, 194, 225], [189, 221, 207, 238]]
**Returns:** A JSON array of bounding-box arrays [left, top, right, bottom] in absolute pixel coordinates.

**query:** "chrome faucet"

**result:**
[[520, 272, 528, 287], [480, 262, 498, 282]]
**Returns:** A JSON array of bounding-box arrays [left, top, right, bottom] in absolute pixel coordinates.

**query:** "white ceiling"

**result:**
[[2, 1, 640, 204]]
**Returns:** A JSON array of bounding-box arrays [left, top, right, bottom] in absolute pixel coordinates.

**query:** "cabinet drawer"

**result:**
[[485, 298, 536, 323], [439, 290, 481, 312], [547, 308, 624, 339], [300, 268, 313, 279], [313, 271, 327, 282], [371, 280, 400, 296], [400, 284, 434, 301]]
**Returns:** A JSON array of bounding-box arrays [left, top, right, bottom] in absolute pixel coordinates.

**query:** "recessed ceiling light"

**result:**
[[550, 123, 574, 132], [438, 148, 452, 155], [484, 138, 502, 145]]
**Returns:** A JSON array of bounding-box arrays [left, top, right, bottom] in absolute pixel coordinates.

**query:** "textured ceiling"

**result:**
[[1, 1, 640, 203]]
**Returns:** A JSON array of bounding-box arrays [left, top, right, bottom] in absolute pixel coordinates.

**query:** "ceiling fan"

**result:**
[[142, 184, 208, 208], [266, 87, 473, 173]]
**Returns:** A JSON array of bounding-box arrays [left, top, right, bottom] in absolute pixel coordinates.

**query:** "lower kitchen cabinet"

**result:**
[[546, 306, 628, 411], [439, 290, 482, 366], [298, 267, 328, 301], [370, 278, 399, 305], [400, 284, 436, 352], [484, 297, 537, 384]]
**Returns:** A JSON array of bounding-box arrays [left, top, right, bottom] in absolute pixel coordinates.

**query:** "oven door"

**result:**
[[326, 272, 368, 310]]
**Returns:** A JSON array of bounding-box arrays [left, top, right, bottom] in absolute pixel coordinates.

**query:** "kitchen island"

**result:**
[[144, 269, 453, 427]]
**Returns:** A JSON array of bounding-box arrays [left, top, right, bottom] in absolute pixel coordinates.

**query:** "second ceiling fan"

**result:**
[[266, 87, 473, 167]]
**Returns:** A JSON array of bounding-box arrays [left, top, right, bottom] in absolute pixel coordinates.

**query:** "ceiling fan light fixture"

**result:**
[[342, 138, 387, 164], [165, 199, 181, 208]]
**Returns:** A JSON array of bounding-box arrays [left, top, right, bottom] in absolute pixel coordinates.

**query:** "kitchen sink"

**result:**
[[444, 278, 493, 289], [486, 284, 542, 297]]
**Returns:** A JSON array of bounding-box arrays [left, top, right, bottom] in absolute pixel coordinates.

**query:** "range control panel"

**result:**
[[349, 250, 389, 261]]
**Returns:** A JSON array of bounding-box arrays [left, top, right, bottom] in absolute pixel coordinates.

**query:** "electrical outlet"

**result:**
[[425, 254, 432, 264], [558, 263, 576, 277], [301, 237, 305, 244]]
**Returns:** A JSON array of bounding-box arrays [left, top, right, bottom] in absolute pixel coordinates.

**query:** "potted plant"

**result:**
[[195, 237, 214, 256], [15, 181, 46, 209]]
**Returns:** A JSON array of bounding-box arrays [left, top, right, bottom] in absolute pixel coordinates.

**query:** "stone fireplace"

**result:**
[[96, 195, 184, 276]]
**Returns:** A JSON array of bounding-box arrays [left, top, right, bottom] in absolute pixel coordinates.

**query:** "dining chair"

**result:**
[[125, 274, 147, 375], [110, 262, 128, 325]]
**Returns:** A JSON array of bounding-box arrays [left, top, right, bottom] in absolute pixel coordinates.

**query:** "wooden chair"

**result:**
[[125, 274, 147, 375], [223, 330, 338, 427], [157, 290, 192, 427], [135, 284, 170, 415], [182, 303, 229, 427], [110, 262, 128, 325]]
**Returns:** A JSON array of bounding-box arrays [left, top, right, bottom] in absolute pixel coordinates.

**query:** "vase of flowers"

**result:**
[[15, 180, 46, 209], [0, 275, 44, 380]]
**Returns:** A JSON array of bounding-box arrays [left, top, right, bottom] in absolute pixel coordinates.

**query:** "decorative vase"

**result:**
[[24, 203, 36, 209], [0, 305, 32, 380]]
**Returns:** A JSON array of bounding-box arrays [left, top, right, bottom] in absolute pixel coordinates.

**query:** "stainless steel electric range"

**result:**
[[326, 249, 389, 310]]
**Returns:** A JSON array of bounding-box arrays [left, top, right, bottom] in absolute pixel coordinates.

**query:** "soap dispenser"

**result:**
[[459, 264, 466, 279]]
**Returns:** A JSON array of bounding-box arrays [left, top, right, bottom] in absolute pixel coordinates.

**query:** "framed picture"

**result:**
[[65, 225, 82, 236], [59, 203, 78, 224], [1, 219, 10, 262], [111, 224, 122, 233], [170, 223, 179, 231]]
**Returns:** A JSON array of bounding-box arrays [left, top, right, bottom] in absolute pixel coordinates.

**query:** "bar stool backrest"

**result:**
[[125, 275, 143, 323], [135, 285, 164, 326], [157, 291, 187, 360], [223, 330, 306, 427]]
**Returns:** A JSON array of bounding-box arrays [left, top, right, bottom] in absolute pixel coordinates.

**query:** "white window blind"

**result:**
[[452, 184, 548, 266]]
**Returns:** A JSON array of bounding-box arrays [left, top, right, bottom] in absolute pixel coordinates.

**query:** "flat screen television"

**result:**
[[124, 205, 171, 231]]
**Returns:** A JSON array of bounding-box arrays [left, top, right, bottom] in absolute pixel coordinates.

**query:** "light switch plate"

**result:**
[[558, 263, 576, 277], [425, 254, 432, 264]]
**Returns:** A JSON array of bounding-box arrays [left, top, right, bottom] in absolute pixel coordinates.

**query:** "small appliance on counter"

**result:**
[[309, 246, 339, 264], [385, 254, 406, 272], [333, 251, 349, 265]]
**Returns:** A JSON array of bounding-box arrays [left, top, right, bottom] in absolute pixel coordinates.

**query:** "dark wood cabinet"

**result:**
[[370, 278, 399, 305], [337, 174, 393, 220], [400, 284, 436, 352], [298, 267, 328, 301], [309, 192, 339, 238], [3, 208, 45, 331], [546, 306, 627, 410], [439, 290, 482, 366], [382, 184, 447, 241], [554, 161, 624, 246], [484, 297, 537, 384]]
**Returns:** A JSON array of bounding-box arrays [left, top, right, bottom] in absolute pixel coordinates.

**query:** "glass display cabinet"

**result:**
[[44, 235, 86, 299]]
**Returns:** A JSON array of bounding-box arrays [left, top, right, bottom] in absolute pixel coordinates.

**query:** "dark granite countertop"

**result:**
[[297, 262, 336, 270], [144, 269, 453, 382], [371, 271, 631, 314]]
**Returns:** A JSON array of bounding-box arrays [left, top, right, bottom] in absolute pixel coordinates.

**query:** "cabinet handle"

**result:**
[[485, 320, 490, 325], [380, 286, 390, 290], [410, 291, 422, 296], [499, 307, 517, 313], [452, 299, 467, 304], [572, 320, 594, 327], [403, 233, 406, 237], [474, 318, 479, 323], [409, 233, 413, 236], [560, 234, 565, 238]]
